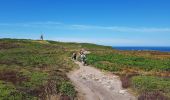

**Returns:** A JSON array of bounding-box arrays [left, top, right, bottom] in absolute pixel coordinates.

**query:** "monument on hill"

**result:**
[[40, 34, 43, 40]]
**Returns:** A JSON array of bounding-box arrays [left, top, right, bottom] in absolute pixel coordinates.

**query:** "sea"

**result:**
[[112, 47, 170, 52]]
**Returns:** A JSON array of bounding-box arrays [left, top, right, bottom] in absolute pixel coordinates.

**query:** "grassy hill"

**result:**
[[0, 38, 111, 100], [0, 38, 170, 100], [87, 46, 170, 99]]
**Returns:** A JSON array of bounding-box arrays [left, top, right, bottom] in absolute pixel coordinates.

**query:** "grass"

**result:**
[[87, 53, 170, 72], [131, 76, 170, 99], [59, 81, 76, 97], [0, 81, 23, 100], [21, 71, 48, 89], [86, 48, 170, 99], [0, 38, 85, 99], [131, 76, 170, 93], [1, 38, 170, 100], [0, 38, 111, 99]]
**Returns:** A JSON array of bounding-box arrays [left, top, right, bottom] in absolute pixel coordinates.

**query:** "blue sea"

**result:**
[[112, 47, 170, 52]]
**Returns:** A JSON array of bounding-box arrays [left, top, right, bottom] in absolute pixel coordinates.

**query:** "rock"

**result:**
[[94, 78, 99, 81], [102, 76, 107, 80], [112, 75, 118, 78], [119, 90, 127, 94], [107, 80, 111, 84], [101, 81, 107, 85], [82, 77, 87, 80], [107, 85, 111, 88], [98, 79, 102, 83], [109, 86, 114, 90], [87, 74, 94, 79]]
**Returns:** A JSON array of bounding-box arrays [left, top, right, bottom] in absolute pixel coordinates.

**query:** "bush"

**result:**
[[0, 81, 23, 100], [131, 76, 170, 99], [138, 91, 168, 100], [87, 53, 170, 72], [131, 76, 170, 92], [59, 81, 76, 97], [120, 73, 139, 88], [22, 72, 48, 88]]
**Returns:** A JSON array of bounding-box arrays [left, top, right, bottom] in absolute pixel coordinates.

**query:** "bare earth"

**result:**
[[68, 61, 137, 100]]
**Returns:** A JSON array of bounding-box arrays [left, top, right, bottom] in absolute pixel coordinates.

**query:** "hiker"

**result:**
[[72, 52, 77, 60], [80, 53, 87, 66]]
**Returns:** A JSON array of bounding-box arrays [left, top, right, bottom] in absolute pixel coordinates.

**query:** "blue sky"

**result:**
[[0, 0, 170, 46]]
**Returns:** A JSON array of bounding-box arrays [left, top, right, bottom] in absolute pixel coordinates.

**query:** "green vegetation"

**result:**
[[1, 38, 170, 99], [0, 38, 83, 99], [0, 38, 110, 99], [86, 48, 170, 99], [87, 53, 170, 72], [0, 81, 23, 100], [131, 76, 170, 93], [21, 71, 48, 89], [59, 81, 76, 97], [132, 76, 170, 98]]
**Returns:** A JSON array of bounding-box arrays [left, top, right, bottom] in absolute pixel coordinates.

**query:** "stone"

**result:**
[[94, 78, 99, 81], [82, 77, 87, 80], [109, 86, 114, 90], [119, 90, 127, 94]]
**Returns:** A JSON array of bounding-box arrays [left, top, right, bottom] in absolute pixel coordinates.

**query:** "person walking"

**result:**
[[80, 53, 87, 66], [72, 52, 77, 60]]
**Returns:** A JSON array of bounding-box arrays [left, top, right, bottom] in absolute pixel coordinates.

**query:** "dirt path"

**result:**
[[68, 61, 137, 100]]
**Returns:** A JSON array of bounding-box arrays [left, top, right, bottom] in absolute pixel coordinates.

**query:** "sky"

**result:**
[[0, 0, 170, 46]]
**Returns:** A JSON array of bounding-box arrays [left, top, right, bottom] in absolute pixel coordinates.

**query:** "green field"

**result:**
[[131, 76, 170, 98], [0, 38, 112, 100], [0, 39, 78, 99], [0, 38, 170, 100], [87, 48, 170, 99], [87, 52, 170, 72]]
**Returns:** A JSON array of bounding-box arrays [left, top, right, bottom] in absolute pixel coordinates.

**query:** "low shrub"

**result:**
[[120, 73, 139, 88], [87, 53, 170, 72], [138, 91, 168, 100], [131, 76, 170, 99], [59, 81, 76, 98], [0, 81, 23, 100]]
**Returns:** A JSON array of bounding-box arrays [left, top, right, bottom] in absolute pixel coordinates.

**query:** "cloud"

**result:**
[[70, 24, 170, 32], [53, 37, 137, 44], [108, 27, 170, 32], [0, 22, 170, 33], [0, 21, 62, 28], [52, 37, 170, 46]]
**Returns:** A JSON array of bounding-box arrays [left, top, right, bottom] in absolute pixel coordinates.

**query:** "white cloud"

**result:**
[[0, 22, 170, 33], [53, 37, 137, 45], [0, 21, 62, 28], [52, 37, 170, 46], [70, 24, 170, 32]]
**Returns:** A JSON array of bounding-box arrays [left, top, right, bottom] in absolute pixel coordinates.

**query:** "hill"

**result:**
[[0, 38, 111, 100], [87, 45, 170, 99], [0, 38, 170, 100]]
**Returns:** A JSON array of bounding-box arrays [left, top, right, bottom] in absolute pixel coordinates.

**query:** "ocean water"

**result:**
[[112, 47, 170, 52]]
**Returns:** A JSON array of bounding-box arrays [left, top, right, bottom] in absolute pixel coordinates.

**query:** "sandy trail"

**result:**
[[68, 61, 137, 100]]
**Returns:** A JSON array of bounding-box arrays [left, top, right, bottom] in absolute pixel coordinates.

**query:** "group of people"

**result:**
[[72, 50, 87, 66]]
